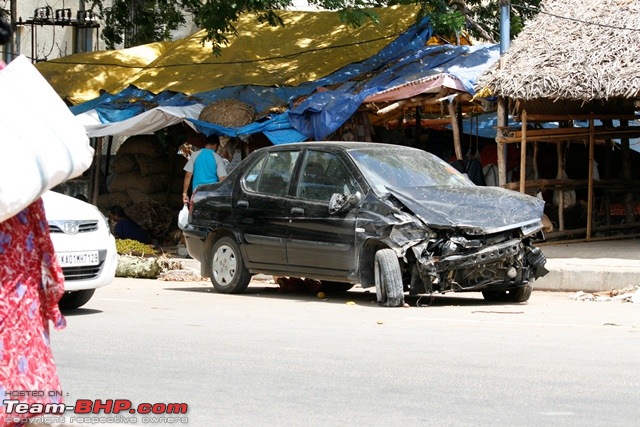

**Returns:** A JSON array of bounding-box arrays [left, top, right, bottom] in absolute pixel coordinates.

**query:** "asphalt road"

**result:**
[[52, 277, 640, 426]]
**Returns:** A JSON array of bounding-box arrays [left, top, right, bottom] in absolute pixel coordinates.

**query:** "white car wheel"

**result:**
[[210, 237, 251, 294]]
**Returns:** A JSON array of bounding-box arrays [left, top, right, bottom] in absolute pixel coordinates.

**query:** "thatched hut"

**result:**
[[476, 0, 640, 241]]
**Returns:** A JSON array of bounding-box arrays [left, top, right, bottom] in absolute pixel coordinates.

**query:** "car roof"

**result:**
[[262, 141, 413, 153]]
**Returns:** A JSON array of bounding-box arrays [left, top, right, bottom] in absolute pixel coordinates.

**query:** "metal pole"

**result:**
[[500, 1, 511, 56], [9, 0, 16, 62]]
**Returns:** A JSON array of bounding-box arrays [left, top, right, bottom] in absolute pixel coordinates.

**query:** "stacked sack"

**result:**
[[106, 135, 170, 205], [97, 135, 187, 243]]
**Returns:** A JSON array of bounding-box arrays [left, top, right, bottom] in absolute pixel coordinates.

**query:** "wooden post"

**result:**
[[620, 119, 635, 224], [557, 142, 565, 231], [496, 97, 507, 186], [587, 115, 595, 239], [519, 110, 527, 193], [414, 106, 421, 148], [533, 142, 539, 180], [447, 99, 463, 160], [603, 120, 613, 227], [91, 137, 102, 206]]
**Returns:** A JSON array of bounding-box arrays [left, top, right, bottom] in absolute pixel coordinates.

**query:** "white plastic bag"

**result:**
[[178, 204, 189, 230], [0, 55, 94, 223]]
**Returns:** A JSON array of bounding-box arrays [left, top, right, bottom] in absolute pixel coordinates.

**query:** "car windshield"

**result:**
[[348, 147, 473, 194]]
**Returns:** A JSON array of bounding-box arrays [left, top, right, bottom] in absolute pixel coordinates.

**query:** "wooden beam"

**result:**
[[525, 114, 640, 122], [497, 97, 507, 186], [557, 142, 565, 232], [498, 126, 640, 143], [91, 137, 102, 206], [519, 110, 527, 193], [533, 142, 539, 180], [447, 100, 463, 160]]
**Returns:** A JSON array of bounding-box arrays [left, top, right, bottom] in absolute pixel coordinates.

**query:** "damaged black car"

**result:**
[[183, 142, 548, 306]]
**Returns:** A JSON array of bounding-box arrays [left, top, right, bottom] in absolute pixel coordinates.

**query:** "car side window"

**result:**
[[243, 156, 266, 192], [249, 151, 299, 196], [297, 151, 358, 202]]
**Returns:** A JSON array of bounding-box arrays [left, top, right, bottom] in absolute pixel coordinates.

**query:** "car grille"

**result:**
[[49, 220, 99, 233], [62, 261, 105, 281]]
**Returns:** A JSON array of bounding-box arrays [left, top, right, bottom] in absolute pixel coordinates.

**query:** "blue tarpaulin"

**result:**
[[72, 16, 500, 144]]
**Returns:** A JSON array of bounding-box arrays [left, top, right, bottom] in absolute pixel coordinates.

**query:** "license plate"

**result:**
[[57, 251, 99, 267]]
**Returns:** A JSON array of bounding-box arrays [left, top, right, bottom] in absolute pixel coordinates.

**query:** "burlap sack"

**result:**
[[108, 171, 169, 194], [127, 189, 168, 205], [111, 154, 139, 174], [117, 135, 164, 157], [135, 154, 170, 176], [97, 192, 132, 210]]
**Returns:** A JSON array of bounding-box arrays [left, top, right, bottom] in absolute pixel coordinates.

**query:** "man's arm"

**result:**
[[182, 171, 193, 204]]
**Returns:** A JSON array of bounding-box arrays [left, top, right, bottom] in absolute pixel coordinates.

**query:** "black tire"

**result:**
[[482, 284, 533, 303], [58, 289, 95, 310], [210, 236, 251, 294], [321, 281, 354, 293], [374, 248, 404, 307]]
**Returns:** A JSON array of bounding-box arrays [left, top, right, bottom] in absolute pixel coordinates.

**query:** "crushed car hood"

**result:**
[[387, 186, 545, 233]]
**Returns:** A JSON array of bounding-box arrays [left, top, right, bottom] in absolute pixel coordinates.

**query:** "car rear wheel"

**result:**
[[58, 289, 95, 310], [374, 248, 404, 307], [482, 284, 533, 303], [210, 236, 251, 294]]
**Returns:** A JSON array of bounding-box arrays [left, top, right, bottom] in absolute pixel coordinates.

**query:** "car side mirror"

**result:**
[[329, 191, 361, 214]]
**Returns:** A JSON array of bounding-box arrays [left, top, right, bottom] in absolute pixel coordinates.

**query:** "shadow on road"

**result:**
[[163, 283, 519, 308], [59, 307, 103, 316]]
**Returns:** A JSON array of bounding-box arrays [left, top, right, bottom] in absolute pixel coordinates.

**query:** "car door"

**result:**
[[286, 149, 361, 273], [232, 150, 299, 267]]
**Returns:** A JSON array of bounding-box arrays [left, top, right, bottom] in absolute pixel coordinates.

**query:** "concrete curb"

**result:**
[[534, 258, 640, 293]]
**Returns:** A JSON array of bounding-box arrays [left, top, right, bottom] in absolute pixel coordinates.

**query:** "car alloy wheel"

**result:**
[[210, 236, 251, 294]]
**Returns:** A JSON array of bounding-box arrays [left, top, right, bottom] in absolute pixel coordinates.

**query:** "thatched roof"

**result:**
[[476, 0, 640, 102]]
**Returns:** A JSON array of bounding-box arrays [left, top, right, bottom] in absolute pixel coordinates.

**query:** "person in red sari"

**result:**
[[0, 198, 66, 426]]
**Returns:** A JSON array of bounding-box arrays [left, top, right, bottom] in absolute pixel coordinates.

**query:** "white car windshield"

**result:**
[[348, 147, 473, 194]]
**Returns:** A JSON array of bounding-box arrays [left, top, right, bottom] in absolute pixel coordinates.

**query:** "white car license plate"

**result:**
[[57, 251, 99, 267]]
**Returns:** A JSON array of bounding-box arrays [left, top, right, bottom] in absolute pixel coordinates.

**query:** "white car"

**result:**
[[42, 190, 117, 309]]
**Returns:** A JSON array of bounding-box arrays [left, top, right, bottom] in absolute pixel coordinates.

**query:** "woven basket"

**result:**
[[198, 99, 255, 128]]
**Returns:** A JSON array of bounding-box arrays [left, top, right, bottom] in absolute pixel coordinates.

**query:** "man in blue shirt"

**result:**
[[182, 134, 227, 204]]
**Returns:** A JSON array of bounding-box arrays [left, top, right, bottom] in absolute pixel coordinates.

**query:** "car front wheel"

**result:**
[[210, 236, 251, 294], [58, 289, 95, 310], [482, 284, 533, 303], [374, 248, 404, 307]]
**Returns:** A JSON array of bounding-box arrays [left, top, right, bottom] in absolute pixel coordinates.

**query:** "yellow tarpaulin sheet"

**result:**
[[36, 5, 421, 105]]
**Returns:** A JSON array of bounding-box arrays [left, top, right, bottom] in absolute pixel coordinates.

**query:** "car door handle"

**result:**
[[291, 207, 305, 216], [237, 200, 249, 208]]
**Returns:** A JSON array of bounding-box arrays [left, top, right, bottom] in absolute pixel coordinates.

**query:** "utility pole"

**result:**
[[7, 0, 16, 62], [496, 0, 510, 186]]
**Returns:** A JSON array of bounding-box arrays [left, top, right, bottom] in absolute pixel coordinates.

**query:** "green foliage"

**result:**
[[87, 0, 542, 54], [91, 0, 189, 48], [462, 0, 542, 42]]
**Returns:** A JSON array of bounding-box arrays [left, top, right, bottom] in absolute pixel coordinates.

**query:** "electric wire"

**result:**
[[511, 3, 640, 32]]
